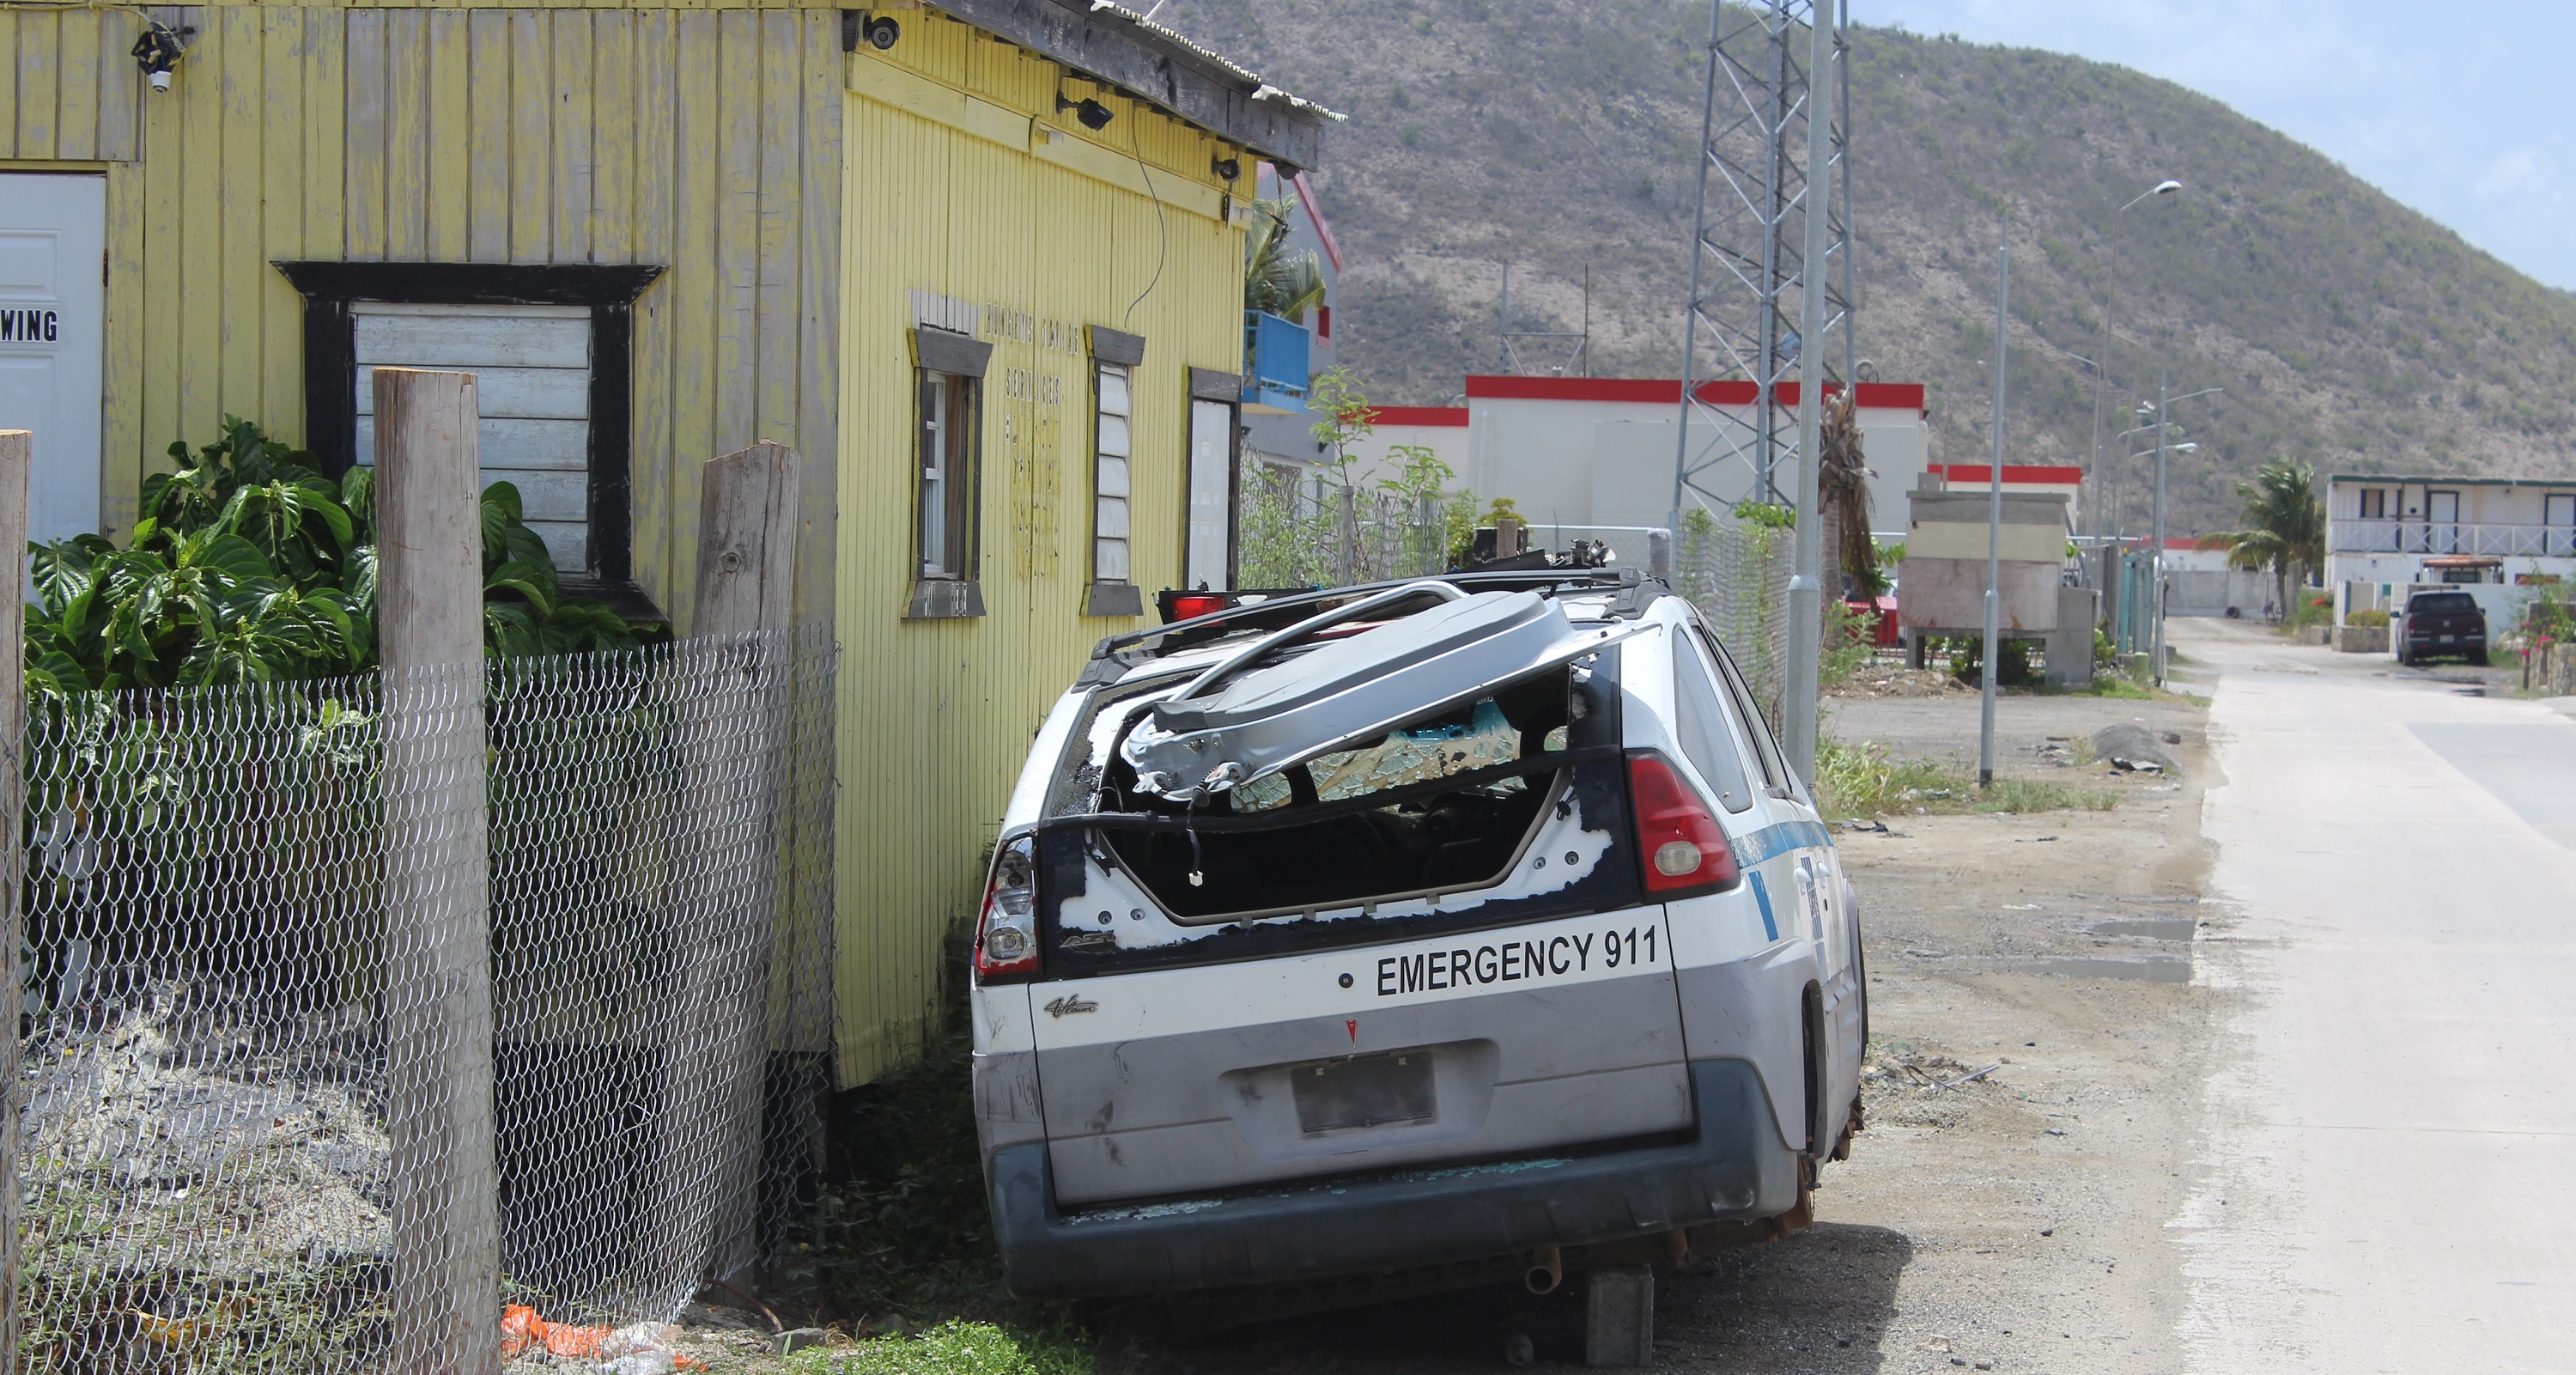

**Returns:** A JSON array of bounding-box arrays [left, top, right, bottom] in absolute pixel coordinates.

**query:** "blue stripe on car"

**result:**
[[1731, 818, 1834, 867], [1747, 869, 1778, 940]]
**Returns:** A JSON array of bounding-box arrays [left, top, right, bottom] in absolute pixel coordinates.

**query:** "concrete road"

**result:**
[[2178, 619, 2576, 1372]]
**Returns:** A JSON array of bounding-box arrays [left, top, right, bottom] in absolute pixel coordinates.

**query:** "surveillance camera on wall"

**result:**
[[131, 21, 191, 94], [865, 15, 900, 49]]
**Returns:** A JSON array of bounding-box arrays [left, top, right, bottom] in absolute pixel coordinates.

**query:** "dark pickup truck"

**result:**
[[2396, 590, 2488, 666]]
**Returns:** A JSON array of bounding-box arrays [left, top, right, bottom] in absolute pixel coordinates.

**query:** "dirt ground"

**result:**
[[1115, 664, 2223, 1375]]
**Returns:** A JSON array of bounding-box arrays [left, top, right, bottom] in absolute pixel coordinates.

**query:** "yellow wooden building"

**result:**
[[0, 0, 1329, 1082]]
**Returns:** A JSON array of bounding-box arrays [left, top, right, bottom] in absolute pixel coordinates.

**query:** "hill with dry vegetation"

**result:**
[[1153, 0, 2576, 532]]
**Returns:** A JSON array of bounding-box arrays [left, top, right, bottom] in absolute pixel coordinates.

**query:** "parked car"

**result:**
[[969, 569, 1867, 1336], [2395, 589, 2488, 666]]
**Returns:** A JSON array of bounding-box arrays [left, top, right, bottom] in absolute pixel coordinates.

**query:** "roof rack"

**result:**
[[1092, 568, 1650, 664]]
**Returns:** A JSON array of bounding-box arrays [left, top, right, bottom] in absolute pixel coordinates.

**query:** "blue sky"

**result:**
[[1868, 0, 2576, 291]]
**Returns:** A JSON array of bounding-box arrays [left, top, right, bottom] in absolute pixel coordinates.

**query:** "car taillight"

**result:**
[[974, 836, 1041, 983], [1170, 593, 1228, 620], [1626, 751, 1741, 897]]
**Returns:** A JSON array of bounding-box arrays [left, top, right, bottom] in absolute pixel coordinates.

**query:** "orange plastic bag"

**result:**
[[500, 1305, 702, 1367]]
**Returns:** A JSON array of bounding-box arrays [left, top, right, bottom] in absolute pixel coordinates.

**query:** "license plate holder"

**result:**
[[1293, 1051, 1436, 1134]]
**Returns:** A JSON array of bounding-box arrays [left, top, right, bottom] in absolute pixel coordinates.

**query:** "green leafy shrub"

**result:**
[[1820, 598, 1876, 688], [1943, 635, 2035, 686], [1733, 500, 1795, 530], [2345, 608, 2391, 629], [2281, 592, 2334, 635], [26, 417, 660, 691]]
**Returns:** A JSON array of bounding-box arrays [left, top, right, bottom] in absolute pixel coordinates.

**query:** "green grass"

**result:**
[[2031, 674, 2154, 700], [794, 1321, 1094, 1375], [1816, 739, 2118, 818]]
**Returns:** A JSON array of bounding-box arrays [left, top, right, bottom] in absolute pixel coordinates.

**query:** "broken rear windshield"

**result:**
[[1035, 648, 1634, 974], [1098, 666, 1577, 921]]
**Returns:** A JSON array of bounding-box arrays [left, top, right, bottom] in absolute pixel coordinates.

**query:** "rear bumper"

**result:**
[[987, 1057, 1798, 1299]]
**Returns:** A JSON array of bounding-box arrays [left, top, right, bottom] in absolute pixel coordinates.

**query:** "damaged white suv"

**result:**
[[970, 570, 1865, 1322]]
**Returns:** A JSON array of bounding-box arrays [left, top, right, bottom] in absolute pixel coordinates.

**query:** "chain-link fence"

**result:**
[[1676, 515, 1794, 730], [17, 630, 835, 1373], [1236, 466, 1464, 590]]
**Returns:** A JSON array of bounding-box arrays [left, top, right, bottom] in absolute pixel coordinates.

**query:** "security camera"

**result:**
[[131, 21, 190, 93], [1212, 155, 1242, 182], [865, 15, 900, 49]]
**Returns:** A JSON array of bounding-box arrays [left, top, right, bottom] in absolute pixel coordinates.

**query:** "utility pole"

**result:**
[[2152, 372, 2171, 686], [1668, 0, 1852, 532], [1979, 235, 2009, 788], [1783, 0, 1837, 783]]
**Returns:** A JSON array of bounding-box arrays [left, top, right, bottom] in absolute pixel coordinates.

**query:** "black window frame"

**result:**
[[272, 259, 665, 619]]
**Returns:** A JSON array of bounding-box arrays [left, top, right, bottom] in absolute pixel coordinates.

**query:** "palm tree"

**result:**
[[1816, 388, 1878, 595], [2211, 457, 2325, 618], [1244, 193, 1326, 320]]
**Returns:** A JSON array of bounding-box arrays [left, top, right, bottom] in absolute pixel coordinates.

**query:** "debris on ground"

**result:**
[[1831, 665, 1975, 698], [2089, 723, 2182, 777]]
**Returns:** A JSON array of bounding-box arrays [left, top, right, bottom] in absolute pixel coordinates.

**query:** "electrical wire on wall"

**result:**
[[1122, 106, 1170, 332]]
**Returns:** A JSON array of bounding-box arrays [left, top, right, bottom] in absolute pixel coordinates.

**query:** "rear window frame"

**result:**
[[2408, 593, 2479, 615], [1030, 641, 1640, 980]]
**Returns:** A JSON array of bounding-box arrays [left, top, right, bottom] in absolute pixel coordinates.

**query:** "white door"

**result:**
[[0, 174, 107, 546], [1185, 397, 1231, 590], [2547, 494, 2574, 558]]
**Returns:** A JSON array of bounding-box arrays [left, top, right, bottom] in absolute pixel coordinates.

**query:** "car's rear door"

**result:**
[[1023, 640, 1696, 1208]]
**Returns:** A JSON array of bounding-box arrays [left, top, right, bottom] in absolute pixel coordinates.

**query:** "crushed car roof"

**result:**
[[1112, 580, 1649, 801]]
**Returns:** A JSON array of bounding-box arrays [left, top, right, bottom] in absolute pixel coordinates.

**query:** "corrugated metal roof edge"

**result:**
[[1080, 0, 1344, 120], [925, 0, 1340, 167]]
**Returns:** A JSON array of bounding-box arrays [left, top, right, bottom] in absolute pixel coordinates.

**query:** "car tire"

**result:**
[[2470, 648, 2489, 666]]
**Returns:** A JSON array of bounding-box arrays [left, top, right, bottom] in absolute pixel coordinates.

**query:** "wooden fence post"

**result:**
[[374, 371, 502, 1375], [658, 442, 801, 1290], [694, 441, 801, 640], [0, 431, 30, 1375]]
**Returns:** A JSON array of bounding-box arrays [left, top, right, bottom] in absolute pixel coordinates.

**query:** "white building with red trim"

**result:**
[[1341, 375, 1932, 548], [1919, 461, 2081, 526]]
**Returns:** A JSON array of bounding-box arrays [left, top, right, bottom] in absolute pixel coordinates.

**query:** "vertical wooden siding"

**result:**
[[21, 4, 841, 630], [0, 6, 142, 163], [833, 23, 1246, 1081]]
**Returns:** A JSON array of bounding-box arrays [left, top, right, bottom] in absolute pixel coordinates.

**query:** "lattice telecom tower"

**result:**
[[1670, 0, 1854, 517]]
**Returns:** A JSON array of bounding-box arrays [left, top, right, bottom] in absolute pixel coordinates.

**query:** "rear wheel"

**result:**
[[2471, 648, 2490, 666]]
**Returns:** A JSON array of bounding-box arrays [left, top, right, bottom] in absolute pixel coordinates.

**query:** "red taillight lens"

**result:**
[[1626, 751, 1741, 897], [974, 836, 1041, 983], [1170, 593, 1228, 620]]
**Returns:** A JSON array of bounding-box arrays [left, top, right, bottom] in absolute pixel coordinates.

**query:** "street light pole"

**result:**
[[2152, 373, 2171, 685], [2091, 179, 2181, 541], [1783, 0, 1837, 787], [2138, 383, 2219, 687], [1979, 232, 2009, 789]]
